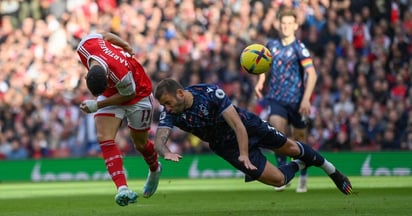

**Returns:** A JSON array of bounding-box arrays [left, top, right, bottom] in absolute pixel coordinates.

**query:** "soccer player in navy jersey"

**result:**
[[153, 78, 352, 195], [255, 9, 317, 192]]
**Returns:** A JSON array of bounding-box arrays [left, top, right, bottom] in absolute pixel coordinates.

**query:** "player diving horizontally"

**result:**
[[153, 78, 352, 195]]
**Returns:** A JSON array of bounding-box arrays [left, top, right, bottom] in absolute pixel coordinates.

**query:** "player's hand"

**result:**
[[121, 43, 135, 56], [164, 152, 182, 162], [299, 100, 311, 118], [238, 155, 257, 170], [80, 100, 98, 113], [254, 82, 264, 99]]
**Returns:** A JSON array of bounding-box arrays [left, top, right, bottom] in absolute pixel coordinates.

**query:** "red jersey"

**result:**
[[76, 34, 152, 105]]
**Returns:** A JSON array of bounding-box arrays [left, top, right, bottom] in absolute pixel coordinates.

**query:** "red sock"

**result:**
[[141, 140, 159, 172], [100, 140, 127, 189]]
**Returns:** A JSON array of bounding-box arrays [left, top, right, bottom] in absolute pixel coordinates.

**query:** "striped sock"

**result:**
[[100, 140, 127, 189], [140, 140, 159, 172]]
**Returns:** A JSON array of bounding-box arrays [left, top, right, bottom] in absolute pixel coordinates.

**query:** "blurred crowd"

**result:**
[[0, 0, 411, 160]]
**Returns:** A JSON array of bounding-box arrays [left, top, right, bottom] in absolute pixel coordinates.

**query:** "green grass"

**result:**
[[1, 176, 411, 216]]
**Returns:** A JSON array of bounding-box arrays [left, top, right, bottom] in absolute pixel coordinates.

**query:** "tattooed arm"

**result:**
[[154, 128, 183, 162]]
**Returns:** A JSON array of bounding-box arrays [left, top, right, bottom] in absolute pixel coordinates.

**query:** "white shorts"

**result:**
[[95, 94, 154, 131]]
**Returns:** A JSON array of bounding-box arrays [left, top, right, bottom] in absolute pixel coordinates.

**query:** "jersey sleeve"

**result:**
[[115, 71, 136, 96], [158, 109, 174, 129], [211, 86, 232, 115], [265, 39, 274, 50], [76, 33, 102, 51], [296, 42, 314, 70]]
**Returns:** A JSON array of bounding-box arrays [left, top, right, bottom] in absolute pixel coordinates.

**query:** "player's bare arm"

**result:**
[[254, 73, 266, 99], [101, 32, 134, 55], [299, 66, 317, 117], [154, 127, 182, 162], [222, 105, 257, 170]]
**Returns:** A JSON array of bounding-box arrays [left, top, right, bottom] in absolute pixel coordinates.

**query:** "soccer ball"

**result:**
[[240, 44, 272, 75]]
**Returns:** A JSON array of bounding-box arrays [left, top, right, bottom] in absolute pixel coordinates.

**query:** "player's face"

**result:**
[[158, 90, 186, 114], [279, 16, 297, 37]]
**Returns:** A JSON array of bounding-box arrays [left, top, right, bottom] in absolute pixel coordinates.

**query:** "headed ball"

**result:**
[[240, 44, 272, 75]]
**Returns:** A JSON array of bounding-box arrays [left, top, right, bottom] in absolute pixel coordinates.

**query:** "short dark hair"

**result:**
[[86, 65, 107, 97], [278, 9, 297, 21], [154, 78, 183, 100]]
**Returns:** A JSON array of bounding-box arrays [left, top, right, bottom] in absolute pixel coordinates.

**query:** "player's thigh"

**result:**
[[129, 129, 149, 150], [291, 127, 307, 142], [125, 95, 153, 130], [268, 115, 288, 133], [125, 95, 153, 147], [94, 95, 126, 141], [94, 115, 122, 142], [257, 161, 285, 186], [267, 101, 288, 133]]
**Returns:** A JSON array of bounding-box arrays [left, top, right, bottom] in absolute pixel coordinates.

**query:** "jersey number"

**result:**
[[141, 110, 152, 123]]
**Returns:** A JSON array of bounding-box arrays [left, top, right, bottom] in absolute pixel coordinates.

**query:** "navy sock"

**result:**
[[300, 168, 308, 176], [278, 161, 299, 185], [276, 153, 287, 166], [296, 142, 325, 167]]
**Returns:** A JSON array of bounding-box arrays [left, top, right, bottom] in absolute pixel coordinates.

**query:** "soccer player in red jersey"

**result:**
[[77, 32, 161, 206]]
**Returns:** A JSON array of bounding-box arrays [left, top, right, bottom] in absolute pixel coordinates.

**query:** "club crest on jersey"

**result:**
[[302, 48, 310, 57], [215, 89, 225, 99], [199, 104, 209, 116]]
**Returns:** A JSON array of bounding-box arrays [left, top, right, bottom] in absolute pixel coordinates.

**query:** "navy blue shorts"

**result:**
[[209, 114, 288, 182], [266, 100, 307, 129]]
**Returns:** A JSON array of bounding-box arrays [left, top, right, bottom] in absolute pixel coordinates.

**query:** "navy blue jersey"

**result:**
[[158, 84, 288, 180], [158, 84, 240, 145], [265, 39, 313, 105]]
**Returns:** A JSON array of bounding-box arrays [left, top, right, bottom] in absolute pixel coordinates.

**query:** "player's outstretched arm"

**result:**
[[222, 105, 257, 170], [154, 127, 182, 162]]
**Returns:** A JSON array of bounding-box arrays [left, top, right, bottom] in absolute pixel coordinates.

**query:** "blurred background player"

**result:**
[[153, 78, 352, 195], [77, 32, 161, 206], [255, 9, 318, 193]]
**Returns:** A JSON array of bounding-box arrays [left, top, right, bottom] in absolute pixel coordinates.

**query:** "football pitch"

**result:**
[[1, 176, 411, 216]]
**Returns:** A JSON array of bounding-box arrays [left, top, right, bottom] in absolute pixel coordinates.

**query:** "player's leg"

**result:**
[[268, 113, 290, 191], [211, 142, 303, 188], [257, 160, 305, 187], [129, 129, 161, 198], [256, 115, 352, 195], [268, 114, 288, 162], [94, 114, 138, 206], [126, 95, 161, 198], [276, 138, 352, 195], [292, 127, 308, 193]]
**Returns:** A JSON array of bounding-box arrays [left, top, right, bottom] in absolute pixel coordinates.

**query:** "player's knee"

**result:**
[[96, 133, 114, 143], [278, 139, 301, 157], [130, 131, 149, 151], [264, 178, 285, 187]]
